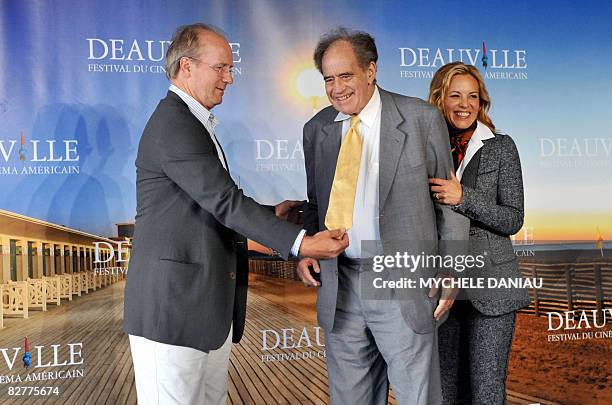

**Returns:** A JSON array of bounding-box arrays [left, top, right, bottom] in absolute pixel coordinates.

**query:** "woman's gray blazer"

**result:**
[[453, 133, 531, 315]]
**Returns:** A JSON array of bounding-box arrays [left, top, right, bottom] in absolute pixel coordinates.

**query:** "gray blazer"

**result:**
[[455, 133, 531, 315], [123, 91, 301, 352], [303, 88, 469, 334]]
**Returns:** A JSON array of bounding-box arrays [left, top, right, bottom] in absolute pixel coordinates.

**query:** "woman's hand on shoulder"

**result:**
[[428, 171, 463, 206]]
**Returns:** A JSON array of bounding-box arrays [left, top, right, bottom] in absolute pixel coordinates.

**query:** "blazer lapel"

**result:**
[[319, 121, 342, 212], [379, 90, 406, 208], [476, 138, 498, 174], [460, 148, 482, 188]]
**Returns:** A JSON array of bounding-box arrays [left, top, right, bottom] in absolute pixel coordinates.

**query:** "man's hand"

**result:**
[[274, 200, 304, 224], [296, 258, 320, 287], [428, 275, 459, 321], [299, 229, 348, 259]]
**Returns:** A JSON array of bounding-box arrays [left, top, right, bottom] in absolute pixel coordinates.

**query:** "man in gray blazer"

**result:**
[[296, 28, 469, 404], [123, 23, 348, 405]]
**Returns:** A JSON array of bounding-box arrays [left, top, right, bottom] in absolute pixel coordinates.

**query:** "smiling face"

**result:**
[[179, 30, 234, 110], [443, 74, 481, 129], [321, 40, 376, 116]]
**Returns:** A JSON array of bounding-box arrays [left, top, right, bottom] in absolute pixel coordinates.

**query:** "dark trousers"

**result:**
[[438, 301, 516, 405]]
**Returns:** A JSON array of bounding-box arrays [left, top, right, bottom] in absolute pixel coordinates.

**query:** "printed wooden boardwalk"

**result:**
[[0, 276, 558, 404]]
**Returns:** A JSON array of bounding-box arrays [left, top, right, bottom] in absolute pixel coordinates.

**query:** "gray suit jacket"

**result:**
[[303, 88, 469, 334], [455, 133, 531, 315], [123, 91, 301, 352]]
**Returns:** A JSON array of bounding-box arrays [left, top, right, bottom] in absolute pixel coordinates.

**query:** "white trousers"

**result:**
[[129, 328, 232, 405]]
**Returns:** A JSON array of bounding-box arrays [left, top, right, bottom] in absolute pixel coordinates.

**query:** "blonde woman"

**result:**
[[428, 62, 531, 404]]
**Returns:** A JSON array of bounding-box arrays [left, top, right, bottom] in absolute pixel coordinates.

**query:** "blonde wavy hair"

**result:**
[[428, 62, 495, 132]]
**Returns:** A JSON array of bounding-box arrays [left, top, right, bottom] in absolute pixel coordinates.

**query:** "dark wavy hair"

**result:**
[[313, 27, 378, 74]]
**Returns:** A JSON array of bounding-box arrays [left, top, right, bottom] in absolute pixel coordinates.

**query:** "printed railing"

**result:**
[[0, 264, 128, 328], [80, 272, 89, 294], [518, 260, 612, 323], [2, 281, 28, 319], [26, 278, 47, 311], [249, 258, 300, 281], [70, 273, 82, 297], [58, 274, 74, 300], [87, 272, 97, 291], [43, 276, 61, 306]]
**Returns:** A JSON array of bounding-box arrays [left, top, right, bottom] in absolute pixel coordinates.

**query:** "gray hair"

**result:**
[[313, 27, 378, 73], [165, 23, 226, 80]]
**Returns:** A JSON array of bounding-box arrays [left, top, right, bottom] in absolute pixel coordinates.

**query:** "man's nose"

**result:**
[[332, 79, 345, 94], [222, 70, 233, 85]]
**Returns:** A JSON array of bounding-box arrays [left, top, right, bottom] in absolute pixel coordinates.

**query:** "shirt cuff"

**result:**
[[290, 229, 307, 257]]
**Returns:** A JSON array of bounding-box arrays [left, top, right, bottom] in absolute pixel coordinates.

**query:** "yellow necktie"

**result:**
[[325, 116, 362, 230]]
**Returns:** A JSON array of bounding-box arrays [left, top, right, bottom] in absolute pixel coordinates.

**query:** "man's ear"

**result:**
[[367, 61, 377, 85], [179, 57, 191, 76]]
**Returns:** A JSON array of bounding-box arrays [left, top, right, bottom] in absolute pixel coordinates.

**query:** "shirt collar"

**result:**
[[334, 86, 381, 128], [471, 120, 495, 143], [169, 84, 219, 130]]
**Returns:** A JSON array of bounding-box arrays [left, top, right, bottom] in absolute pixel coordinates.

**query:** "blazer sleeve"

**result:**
[[302, 120, 320, 236], [157, 117, 301, 259], [455, 134, 524, 236], [425, 108, 471, 247]]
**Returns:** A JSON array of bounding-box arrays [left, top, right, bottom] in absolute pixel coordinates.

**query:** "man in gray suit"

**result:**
[[123, 23, 348, 405], [296, 28, 469, 404]]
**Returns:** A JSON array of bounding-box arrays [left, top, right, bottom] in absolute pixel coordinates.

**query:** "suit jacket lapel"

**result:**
[[476, 138, 498, 174], [168, 90, 230, 174], [461, 138, 498, 189], [319, 121, 342, 213], [460, 148, 482, 188], [379, 90, 406, 208]]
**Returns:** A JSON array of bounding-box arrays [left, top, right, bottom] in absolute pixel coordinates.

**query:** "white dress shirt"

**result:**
[[334, 87, 382, 258], [169, 84, 305, 256]]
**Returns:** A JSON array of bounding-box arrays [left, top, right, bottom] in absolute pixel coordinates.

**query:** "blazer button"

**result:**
[[229, 272, 236, 279]]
